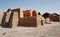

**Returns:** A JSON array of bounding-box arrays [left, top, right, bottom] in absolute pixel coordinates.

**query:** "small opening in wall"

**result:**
[[38, 12, 41, 15], [41, 20, 43, 26]]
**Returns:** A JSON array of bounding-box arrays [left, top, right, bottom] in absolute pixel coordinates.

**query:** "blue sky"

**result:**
[[0, 0, 60, 14]]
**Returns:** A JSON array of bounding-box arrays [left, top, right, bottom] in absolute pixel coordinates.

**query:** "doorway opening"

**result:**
[[41, 20, 43, 26]]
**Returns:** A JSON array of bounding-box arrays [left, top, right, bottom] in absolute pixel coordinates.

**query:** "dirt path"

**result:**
[[0, 22, 60, 37]]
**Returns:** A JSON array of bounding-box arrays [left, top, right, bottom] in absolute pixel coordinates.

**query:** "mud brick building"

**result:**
[[59, 14, 60, 22], [0, 13, 3, 24], [1, 8, 37, 28], [42, 13, 60, 22], [0, 8, 47, 28], [37, 15, 45, 26]]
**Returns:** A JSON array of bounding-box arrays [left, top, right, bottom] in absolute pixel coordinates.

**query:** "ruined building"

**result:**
[[0, 8, 37, 28], [0, 8, 48, 28], [59, 14, 60, 22], [42, 12, 60, 22]]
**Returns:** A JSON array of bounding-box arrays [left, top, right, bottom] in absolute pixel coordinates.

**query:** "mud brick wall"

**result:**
[[49, 14, 59, 22], [23, 10, 31, 17], [1, 12, 7, 24], [12, 11, 18, 28], [0, 13, 3, 24], [18, 17, 37, 27], [59, 15, 60, 22], [1, 12, 8, 27], [32, 10, 37, 17], [8, 8, 20, 28], [1, 12, 12, 28]]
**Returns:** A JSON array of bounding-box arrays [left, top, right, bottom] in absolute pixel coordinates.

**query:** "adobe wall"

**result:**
[[1, 12, 8, 27], [0, 13, 3, 24], [9, 9, 20, 28], [20, 8, 23, 17], [5, 11, 11, 23], [18, 17, 37, 27], [37, 15, 45, 26], [1, 12, 13, 28], [23, 10, 31, 17], [49, 14, 59, 22], [59, 15, 60, 22], [45, 18, 50, 24], [0, 8, 38, 28], [12, 12, 18, 28], [23, 10, 37, 17], [32, 10, 37, 17]]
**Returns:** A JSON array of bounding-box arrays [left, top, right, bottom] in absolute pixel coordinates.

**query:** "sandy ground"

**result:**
[[0, 22, 60, 37]]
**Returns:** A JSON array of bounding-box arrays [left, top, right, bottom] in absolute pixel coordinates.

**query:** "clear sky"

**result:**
[[0, 0, 60, 14]]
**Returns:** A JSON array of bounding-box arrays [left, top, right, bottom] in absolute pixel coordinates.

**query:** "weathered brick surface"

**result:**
[[12, 12, 18, 28], [5, 12, 11, 23], [23, 10, 31, 17], [49, 14, 59, 22], [1, 12, 13, 28], [1, 12, 9, 27], [0, 13, 3, 24], [59, 15, 60, 22], [37, 15, 45, 26], [32, 10, 37, 17], [1, 12, 7, 24], [1, 8, 38, 28], [18, 17, 37, 27]]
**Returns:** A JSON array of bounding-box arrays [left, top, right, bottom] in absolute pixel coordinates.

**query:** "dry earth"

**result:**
[[0, 22, 60, 37]]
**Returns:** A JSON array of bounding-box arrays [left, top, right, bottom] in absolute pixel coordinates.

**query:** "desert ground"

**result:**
[[0, 22, 60, 37]]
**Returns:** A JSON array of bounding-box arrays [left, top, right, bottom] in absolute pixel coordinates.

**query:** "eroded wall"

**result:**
[[0, 8, 38, 28], [0, 13, 3, 24], [18, 17, 37, 27]]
